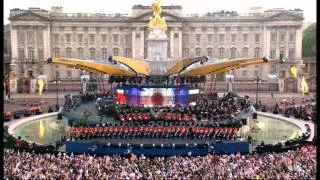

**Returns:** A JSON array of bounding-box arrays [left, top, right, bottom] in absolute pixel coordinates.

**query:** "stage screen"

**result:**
[[116, 86, 196, 107]]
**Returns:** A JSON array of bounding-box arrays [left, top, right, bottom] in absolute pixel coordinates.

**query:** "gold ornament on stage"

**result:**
[[148, 0, 168, 32]]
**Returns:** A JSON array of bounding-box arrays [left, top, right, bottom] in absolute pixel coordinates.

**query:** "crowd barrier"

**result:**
[[65, 140, 250, 156]]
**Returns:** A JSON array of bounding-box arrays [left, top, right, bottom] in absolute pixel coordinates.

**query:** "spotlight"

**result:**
[[152, 144, 155, 147], [263, 56, 269, 63], [280, 54, 285, 64], [107, 142, 110, 146], [47, 57, 53, 64], [119, 143, 122, 147], [108, 56, 113, 62], [140, 144, 143, 148], [161, 144, 164, 148], [172, 143, 175, 148], [186, 143, 189, 147]]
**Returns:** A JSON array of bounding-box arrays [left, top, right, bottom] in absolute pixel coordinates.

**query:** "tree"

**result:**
[[302, 23, 316, 57]]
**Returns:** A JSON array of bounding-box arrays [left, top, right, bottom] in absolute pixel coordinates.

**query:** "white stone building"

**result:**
[[9, 5, 304, 84]]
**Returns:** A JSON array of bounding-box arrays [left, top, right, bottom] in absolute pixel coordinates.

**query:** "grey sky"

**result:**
[[4, 0, 316, 24]]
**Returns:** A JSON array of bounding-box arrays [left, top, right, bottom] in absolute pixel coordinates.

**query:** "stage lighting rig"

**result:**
[[263, 56, 269, 63], [280, 54, 285, 64], [47, 57, 53, 64], [200, 55, 209, 64], [108, 56, 117, 64]]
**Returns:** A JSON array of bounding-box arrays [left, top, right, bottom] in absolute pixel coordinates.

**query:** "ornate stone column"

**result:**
[[132, 30, 136, 58], [178, 29, 182, 59], [140, 29, 144, 59], [295, 26, 303, 60], [170, 29, 174, 59]]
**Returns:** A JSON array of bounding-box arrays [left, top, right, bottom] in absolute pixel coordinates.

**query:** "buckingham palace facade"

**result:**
[[8, 5, 304, 83]]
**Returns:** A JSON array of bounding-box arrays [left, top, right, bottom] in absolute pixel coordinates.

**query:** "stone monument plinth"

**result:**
[[147, 27, 168, 75]]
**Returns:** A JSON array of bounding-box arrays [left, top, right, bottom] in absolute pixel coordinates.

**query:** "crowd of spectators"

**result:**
[[272, 98, 316, 121], [4, 145, 316, 179]]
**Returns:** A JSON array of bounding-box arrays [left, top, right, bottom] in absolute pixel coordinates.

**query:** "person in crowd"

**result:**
[[3, 145, 316, 179]]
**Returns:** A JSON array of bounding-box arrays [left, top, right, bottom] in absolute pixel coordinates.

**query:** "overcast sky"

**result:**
[[4, 0, 316, 24]]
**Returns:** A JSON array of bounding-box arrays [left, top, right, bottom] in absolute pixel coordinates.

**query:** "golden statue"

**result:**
[[301, 76, 309, 95], [38, 78, 44, 95], [148, 0, 168, 32], [290, 66, 298, 77]]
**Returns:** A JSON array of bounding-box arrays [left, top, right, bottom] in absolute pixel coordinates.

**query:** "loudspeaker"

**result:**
[[241, 119, 247, 125], [252, 113, 258, 119]]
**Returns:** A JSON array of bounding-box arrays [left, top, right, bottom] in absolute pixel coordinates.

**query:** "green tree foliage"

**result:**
[[302, 23, 316, 57]]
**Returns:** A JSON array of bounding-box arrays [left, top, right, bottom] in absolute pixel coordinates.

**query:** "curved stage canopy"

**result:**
[[166, 56, 208, 76], [49, 58, 135, 76], [113, 56, 150, 76], [181, 58, 280, 76], [45, 57, 279, 77]]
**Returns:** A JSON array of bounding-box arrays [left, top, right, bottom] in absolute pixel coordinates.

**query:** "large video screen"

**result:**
[[116, 86, 198, 107]]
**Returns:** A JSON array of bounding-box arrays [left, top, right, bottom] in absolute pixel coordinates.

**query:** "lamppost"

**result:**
[[255, 75, 261, 109], [55, 75, 60, 111], [225, 72, 234, 92]]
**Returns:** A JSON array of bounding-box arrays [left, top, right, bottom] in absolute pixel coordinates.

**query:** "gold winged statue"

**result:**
[[148, 0, 168, 32]]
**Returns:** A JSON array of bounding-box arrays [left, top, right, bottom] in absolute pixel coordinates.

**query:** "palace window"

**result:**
[[124, 34, 130, 44], [184, 34, 189, 44], [242, 34, 248, 43], [289, 48, 295, 60], [280, 33, 286, 41], [242, 47, 248, 58], [280, 47, 285, 58], [125, 48, 131, 57], [207, 34, 213, 43], [183, 48, 189, 57], [101, 48, 108, 60], [289, 33, 295, 41], [53, 48, 60, 58], [18, 31, 25, 42], [255, 34, 260, 43], [89, 34, 95, 43], [89, 48, 96, 60], [27, 31, 34, 42], [28, 47, 34, 60], [113, 48, 119, 56], [230, 47, 236, 59], [18, 49, 25, 61], [231, 34, 236, 43], [101, 34, 107, 43], [254, 47, 260, 58], [270, 49, 276, 59], [196, 34, 201, 43], [112, 34, 119, 44], [78, 48, 83, 59], [78, 34, 83, 44], [218, 48, 224, 59], [54, 34, 59, 44], [195, 47, 201, 56], [207, 48, 213, 57], [66, 47, 72, 58], [38, 49, 44, 59], [271, 32, 277, 42], [66, 34, 71, 43], [219, 34, 224, 43]]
